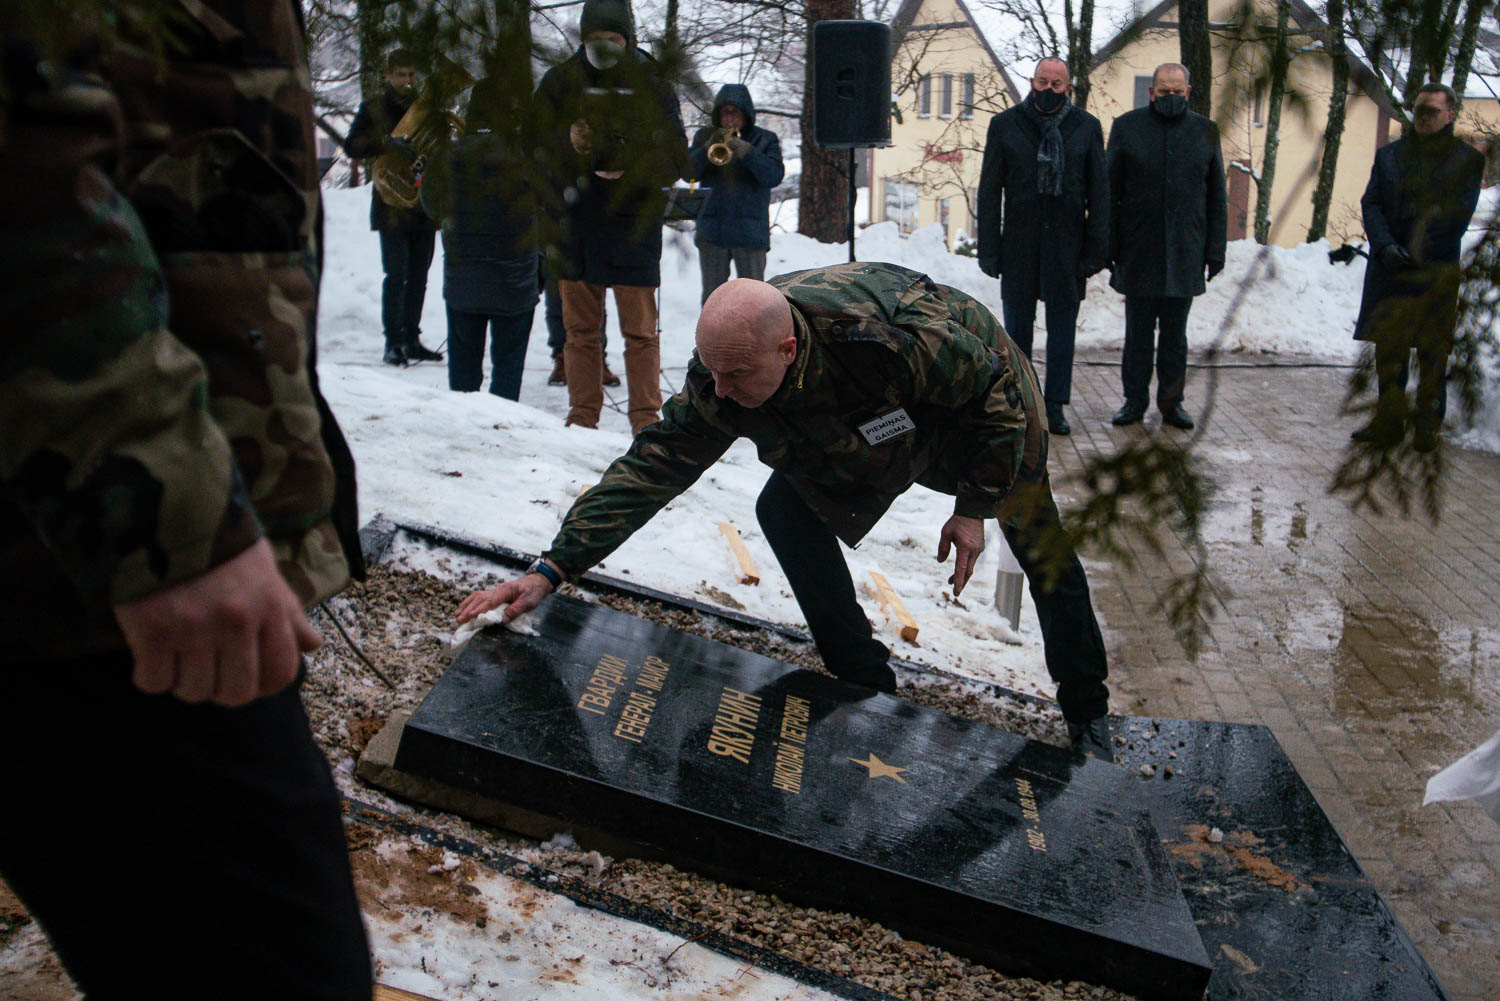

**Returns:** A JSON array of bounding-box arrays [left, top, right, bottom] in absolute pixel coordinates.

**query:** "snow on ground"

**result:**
[[315, 182, 1500, 999]]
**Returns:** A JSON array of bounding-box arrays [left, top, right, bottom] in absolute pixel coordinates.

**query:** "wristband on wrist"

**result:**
[[526, 558, 563, 589]]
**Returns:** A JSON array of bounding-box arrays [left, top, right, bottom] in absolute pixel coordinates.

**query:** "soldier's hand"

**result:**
[[937, 515, 986, 596], [113, 539, 322, 708], [456, 572, 555, 625]]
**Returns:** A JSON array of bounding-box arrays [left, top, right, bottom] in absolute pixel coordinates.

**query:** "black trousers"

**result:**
[[756, 472, 1110, 722], [0, 652, 372, 1000], [447, 306, 535, 400], [379, 228, 435, 347], [1121, 294, 1193, 411]]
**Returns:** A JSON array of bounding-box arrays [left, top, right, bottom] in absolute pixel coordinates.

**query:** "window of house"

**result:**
[[1253, 79, 1265, 127], [940, 73, 953, 118], [918, 75, 931, 118], [938, 197, 951, 241], [1134, 74, 1152, 109], [966, 187, 978, 241], [961, 73, 975, 119], [884, 178, 919, 234]]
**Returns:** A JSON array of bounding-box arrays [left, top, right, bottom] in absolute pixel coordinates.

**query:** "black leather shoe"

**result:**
[[1111, 404, 1145, 426], [1161, 404, 1195, 430], [405, 341, 444, 362], [1047, 409, 1071, 436], [1067, 716, 1114, 762], [382, 344, 407, 366]]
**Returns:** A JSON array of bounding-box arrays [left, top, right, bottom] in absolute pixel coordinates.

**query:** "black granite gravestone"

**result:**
[[396, 592, 1213, 1001]]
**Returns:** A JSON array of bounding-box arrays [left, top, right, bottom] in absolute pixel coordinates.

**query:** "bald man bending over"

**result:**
[[458, 262, 1114, 758]]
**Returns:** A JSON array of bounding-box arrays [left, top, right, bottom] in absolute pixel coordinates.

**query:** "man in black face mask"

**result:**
[[977, 58, 1109, 437], [1105, 62, 1227, 431], [1351, 82, 1483, 452]]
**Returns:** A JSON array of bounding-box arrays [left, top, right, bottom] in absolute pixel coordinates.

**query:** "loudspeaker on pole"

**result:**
[[811, 20, 893, 149]]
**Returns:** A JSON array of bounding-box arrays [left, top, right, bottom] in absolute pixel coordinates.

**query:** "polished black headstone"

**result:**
[[396, 593, 1212, 1001]]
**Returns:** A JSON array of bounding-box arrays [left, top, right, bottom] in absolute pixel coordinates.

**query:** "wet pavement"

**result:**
[[1049, 350, 1500, 1001]]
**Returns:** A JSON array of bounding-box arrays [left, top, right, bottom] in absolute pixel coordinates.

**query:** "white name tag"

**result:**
[[858, 408, 917, 445]]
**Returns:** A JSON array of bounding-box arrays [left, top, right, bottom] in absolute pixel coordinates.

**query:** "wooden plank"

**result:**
[[867, 570, 919, 643], [718, 522, 761, 585], [375, 985, 441, 1001]]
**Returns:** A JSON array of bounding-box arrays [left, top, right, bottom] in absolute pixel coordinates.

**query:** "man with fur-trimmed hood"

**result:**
[[688, 83, 785, 303]]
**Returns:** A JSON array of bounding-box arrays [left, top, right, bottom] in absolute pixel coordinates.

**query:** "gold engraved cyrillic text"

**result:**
[[772, 695, 812, 793], [1016, 777, 1047, 852], [707, 687, 762, 764], [578, 653, 630, 716], [611, 655, 671, 743]]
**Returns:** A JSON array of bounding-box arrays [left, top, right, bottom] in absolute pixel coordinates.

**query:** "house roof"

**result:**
[[1087, 0, 1400, 117], [891, 0, 1024, 104]]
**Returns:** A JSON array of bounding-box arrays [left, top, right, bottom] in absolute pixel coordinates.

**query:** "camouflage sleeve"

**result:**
[[544, 374, 736, 577], [0, 69, 262, 606], [891, 281, 1033, 517]]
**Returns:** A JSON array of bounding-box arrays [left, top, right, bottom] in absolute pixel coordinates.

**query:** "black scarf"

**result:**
[[1023, 93, 1069, 197]]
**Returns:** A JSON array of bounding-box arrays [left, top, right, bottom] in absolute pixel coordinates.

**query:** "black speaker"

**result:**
[[812, 20, 892, 149]]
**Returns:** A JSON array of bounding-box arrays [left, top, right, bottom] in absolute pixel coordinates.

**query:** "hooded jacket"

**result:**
[[543, 263, 1048, 577], [535, 36, 686, 287], [687, 84, 785, 250]]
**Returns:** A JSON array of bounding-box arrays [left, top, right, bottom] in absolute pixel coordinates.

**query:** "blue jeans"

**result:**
[[446, 307, 535, 400], [1003, 298, 1079, 410], [379, 229, 435, 347]]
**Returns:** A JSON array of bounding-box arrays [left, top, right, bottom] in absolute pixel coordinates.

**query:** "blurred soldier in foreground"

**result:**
[[458, 263, 1115, 760], [0, 2, 371, 994], [1106, 62, 1226, 431], [1352, 82, 1484, 452]]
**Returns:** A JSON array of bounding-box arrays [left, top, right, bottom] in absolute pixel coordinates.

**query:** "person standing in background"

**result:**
[[976, 57, 1109, 437], [1106, 62, 1227, 431], [346, 48, 444, 367], [688, 83, 784, 303]]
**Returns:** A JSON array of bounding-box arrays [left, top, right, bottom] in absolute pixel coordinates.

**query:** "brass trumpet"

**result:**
[[706, 127, 740, 166]]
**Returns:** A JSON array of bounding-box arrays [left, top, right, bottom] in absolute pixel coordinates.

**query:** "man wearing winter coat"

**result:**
[[346, 48, 444, 366], [1, 1, 370, 993], [1352, 82, 1484, 452], [1106, 63, 1227, 431], [688, 83, 785, 302], [457, 262, 1116, 762], [535, 0, 687, 435], [976, 57, 1109, 437]]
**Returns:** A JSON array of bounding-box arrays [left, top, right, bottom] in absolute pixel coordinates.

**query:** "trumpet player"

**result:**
[[688, 85, 784, 304]]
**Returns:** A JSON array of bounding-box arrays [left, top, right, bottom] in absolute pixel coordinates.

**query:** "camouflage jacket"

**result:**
[[545, 262, 1048, 577], [0, 1, 355, 660]]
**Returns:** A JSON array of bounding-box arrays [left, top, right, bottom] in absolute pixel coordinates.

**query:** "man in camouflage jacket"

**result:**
[[458, 262, 1113, 756], [0, 2, 370, 994]]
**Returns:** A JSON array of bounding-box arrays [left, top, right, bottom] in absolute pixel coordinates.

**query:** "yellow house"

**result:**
[[877, 0, 1021, 249], [1088, 0, 1403, 247]]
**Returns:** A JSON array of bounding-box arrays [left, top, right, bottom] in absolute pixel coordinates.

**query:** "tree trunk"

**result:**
[[798, 0, 857, 243], [1451, 0, 1486, 104], [1067, 0, 1097, 109], [1253, 0, 1290, 245], [1307, 0, 1349, 243], [1178, 0, 1213, 117]]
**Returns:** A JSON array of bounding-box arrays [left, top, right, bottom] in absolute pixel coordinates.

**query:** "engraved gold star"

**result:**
[[849, 752, 908, 784]]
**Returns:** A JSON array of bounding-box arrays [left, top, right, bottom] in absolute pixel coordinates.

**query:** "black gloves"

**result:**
[[1378, 243, 1415, 272], [978, 257, 1000, 279], [1206, 260, 1224, 282], [1080, 258, 1109, 279]]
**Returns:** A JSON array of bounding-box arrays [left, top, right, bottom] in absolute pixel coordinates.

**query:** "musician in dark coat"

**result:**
[[346, 48, 443, 366], [1351, 82, 1484, 451], [976, 58, 1109, 436], [1106, 63, 1227, 431]]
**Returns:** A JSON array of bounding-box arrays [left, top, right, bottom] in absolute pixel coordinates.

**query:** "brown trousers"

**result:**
[[559, 281, 661, 434]]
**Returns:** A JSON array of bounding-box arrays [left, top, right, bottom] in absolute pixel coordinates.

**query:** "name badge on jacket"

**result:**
[[858, 408, 916, 445]]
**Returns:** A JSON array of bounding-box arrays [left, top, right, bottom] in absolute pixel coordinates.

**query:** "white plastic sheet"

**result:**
[[1423, 728, 1500, 822]]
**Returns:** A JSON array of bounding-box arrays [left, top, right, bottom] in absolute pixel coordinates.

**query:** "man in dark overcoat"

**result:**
[[976, 57, 1109, 436], [688, 83, 785, 302], [535, 0, 687, 435], [1106, 62, 1227, 430], [346, 48, 444, 366], [1352, 82, 1484, 451]]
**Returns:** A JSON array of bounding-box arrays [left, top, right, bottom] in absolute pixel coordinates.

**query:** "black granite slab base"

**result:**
[[396, 592, 1213, 1001]]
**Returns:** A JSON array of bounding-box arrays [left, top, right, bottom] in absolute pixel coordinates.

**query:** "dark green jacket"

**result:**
[[544, 262, 1048, 577]]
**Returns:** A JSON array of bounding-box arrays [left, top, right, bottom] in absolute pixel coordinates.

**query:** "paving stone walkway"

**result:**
[[1049, 349, 1500, 1001]]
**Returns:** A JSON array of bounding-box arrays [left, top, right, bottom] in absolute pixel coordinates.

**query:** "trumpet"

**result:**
[[706, 127, 740, 166]]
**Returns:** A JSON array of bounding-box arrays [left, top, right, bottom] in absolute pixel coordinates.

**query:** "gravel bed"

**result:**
[[304, 562, 1139, 1001]]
